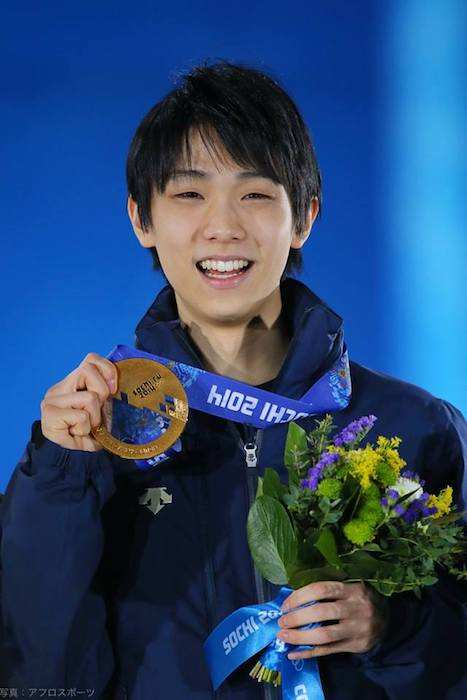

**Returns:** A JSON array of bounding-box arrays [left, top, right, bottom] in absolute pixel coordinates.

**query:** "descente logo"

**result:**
[[139, 487, 173, 516]]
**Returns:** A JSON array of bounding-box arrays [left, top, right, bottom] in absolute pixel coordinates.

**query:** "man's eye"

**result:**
[[175, 191, 202, 199], [174, 192, 270, 200]]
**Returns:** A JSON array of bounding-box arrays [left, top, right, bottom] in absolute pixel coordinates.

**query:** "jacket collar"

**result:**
[[134, 277, 347, 400]]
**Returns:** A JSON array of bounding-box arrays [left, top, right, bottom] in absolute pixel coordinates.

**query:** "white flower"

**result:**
[[393, 477, 422, 504]]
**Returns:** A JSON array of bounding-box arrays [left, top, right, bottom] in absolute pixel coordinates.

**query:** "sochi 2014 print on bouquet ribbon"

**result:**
[[204, 586, 325, 700]]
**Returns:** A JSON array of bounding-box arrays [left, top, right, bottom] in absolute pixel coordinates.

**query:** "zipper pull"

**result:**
[[244, 442, 258, 468]]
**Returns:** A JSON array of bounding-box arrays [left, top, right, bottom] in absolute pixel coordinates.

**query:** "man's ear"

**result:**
[[127, 195, 155, 249], [290, 196, 320, 249]]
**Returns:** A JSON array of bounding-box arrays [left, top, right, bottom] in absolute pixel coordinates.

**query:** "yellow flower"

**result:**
[[427, 485, 453, 519], [327, 445, 345, 455], [347, 445, 381, 489], [376, 436, 402, 449], [375, 435, 406, 477]]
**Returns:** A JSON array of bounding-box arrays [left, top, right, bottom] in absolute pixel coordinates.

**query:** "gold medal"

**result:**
[[91, 358, 189, 459]]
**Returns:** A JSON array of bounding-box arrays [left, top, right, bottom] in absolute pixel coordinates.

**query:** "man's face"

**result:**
[[130, 130, 317, 325]]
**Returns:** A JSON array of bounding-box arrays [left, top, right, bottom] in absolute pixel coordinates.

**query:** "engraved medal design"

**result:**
[[91, 358, 189, 459]]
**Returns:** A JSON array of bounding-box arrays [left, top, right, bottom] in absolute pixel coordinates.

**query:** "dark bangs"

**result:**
[[126, 60, 322, 275]]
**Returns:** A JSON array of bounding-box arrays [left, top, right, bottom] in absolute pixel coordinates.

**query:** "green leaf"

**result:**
[[285, 422, 308, 464], [262, 468, 287, 500], [284, 422, 308, 486], [362, 543, 383, 552], [433, 509, 467, 525], [314, 528, 342, 569], [288, 565, 347, 589], [256, 476, 264, 498], [247, 495, 298, 585], [370, 579, 398, 597], [297, 531, 322, 567], [282, 493, 296, 508], [343, 550, 383, 579]]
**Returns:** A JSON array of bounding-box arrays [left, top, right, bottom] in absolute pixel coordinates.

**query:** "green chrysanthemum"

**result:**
[[317, 477, 343, 500], [354, 482, 384, 527], [362, 483, 381, 502], [375, 462, 397, 487], [358, 500, 384, 527], [343, 518, 375, 546]]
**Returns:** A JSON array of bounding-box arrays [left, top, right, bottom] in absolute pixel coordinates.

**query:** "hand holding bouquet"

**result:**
[[247, 414, 466, 686]]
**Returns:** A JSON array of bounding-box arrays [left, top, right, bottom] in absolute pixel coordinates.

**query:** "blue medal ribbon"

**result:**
[[105, 343, 351, 469], [203, 587, 325, 699]]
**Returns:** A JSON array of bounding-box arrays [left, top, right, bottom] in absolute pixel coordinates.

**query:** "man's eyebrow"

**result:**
[[168, 169, 280, 184]]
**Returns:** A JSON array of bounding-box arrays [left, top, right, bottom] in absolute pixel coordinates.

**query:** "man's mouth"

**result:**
[[195, 258, 255, 279]]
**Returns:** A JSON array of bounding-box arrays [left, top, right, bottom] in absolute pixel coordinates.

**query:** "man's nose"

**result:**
[[200, 201, 246, 241]]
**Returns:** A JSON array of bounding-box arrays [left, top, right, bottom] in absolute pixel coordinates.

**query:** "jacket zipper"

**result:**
[[229, 421, 279, 700], [229, 422, 266, 603], [173, 326, 277, 698]]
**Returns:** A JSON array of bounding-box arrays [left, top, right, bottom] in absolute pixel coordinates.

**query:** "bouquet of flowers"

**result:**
[[247, 414, 466, 686]]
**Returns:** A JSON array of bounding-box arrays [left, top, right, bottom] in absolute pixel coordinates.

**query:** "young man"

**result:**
[[1, 61, 465, 699]]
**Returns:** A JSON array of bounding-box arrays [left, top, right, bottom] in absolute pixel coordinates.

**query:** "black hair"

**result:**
[[126, 59, 322, 277]]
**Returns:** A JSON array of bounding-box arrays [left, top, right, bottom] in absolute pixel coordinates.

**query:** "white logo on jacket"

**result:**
[[139, 487, 173, 516]]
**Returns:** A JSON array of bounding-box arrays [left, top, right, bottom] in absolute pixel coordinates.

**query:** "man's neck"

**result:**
[[175, 288, 291, 385]]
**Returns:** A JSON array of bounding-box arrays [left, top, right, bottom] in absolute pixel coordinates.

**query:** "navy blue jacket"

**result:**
[[1, 278, 466, 699]]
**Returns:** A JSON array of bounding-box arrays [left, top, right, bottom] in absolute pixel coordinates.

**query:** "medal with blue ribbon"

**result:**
[[91, 342, 351, 468], [204, 586, 325, 699]]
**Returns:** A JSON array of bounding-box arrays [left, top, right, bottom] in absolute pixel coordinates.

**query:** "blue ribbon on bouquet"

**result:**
[[203, 586, 325, 699], [105, 343, 351, 468]]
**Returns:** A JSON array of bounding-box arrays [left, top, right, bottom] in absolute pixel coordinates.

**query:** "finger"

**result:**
[[279, 600, 356, 629], [281, 581, 347, 612], [42, 391, 102, 429], [277, 620, 354, 647], [287, 639, 355, 660], [78, 353, 118, 392], [73, 360, 116, 400], [48, 361, 114, 405], [43, 405, 92, 437]]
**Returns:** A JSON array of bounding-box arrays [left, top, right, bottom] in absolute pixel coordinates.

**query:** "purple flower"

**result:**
[[300, 451, 340, 491], [401, 469, 414, 479], [381, 497, 389, 507], [394, 504, 406, 516], [387, 489, 399, 500], [400, 470, 426, 489], [307, 469, 320, 490], [333, 415, 377, 446], [401, 493, 435, 523], [359, 415, 377, 429], [403, 499, 428, 523], [320, 452, 340, 466]]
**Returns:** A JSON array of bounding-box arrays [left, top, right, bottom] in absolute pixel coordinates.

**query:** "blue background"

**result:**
[[1, 1, 465, 491]]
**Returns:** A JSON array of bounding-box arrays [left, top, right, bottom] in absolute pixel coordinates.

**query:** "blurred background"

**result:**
[[1, 0, 465, 490]]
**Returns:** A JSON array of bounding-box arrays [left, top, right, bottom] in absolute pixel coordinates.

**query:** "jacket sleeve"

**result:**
[[0, 420, 117, 695], [356, 399, 467, 700]]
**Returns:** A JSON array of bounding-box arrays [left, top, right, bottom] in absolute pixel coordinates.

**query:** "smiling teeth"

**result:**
[[199, 259, 249, 272]]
